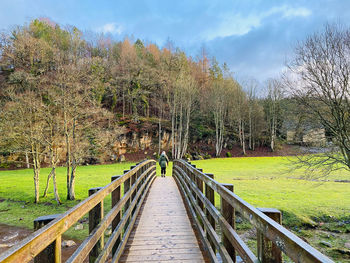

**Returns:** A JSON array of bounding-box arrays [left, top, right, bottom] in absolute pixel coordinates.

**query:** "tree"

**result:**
[[286, 23, 350, 173], [208, 60, 227, 157], [264, 78, 283, 152]]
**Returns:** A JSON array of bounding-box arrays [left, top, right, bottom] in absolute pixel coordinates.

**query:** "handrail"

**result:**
[[173, 159, 334, 263], [0, 159, 156, 263]]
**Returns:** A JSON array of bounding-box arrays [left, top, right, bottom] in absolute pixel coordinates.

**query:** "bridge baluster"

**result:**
[[123, 169, 131, 232], [33, 214, 61, 263], [257, 208, 282, 263], [197, 168, 204, 211], [221, 183, 236, 262], [88, 187, 104, 263], [204, 173, 216, 253], [111, 175, 122, 255]]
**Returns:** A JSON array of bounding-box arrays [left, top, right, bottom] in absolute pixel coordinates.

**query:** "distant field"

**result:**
[[192, 157, 350, 225]]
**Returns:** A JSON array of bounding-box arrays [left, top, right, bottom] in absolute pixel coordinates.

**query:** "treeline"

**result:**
[[0, 19, 284, 203]]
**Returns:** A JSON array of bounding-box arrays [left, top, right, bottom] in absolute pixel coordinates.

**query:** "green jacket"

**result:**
[[159, 154, 169, 168]]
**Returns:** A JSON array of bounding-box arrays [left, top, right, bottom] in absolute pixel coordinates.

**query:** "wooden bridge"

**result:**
[[0, 160, 334, 263]]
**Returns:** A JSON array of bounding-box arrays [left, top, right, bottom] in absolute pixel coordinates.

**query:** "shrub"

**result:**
[[184, 153, 192, 161], [226, 151, 232, 157], [204, 154, 211, 159]]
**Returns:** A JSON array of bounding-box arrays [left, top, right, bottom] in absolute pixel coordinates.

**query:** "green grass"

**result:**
[[0, 162, 136, 239], [0, 157, 349, 261], [191, 157, 350, 262], [0, 161, 174, 239], [191, 157, 350, 225]]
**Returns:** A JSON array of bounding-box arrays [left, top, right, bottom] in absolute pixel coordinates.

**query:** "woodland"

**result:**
[[1, 19, 349, 204]]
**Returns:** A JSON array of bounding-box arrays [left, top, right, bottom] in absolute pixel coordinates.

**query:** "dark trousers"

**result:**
[[161, 167, 166, 175]]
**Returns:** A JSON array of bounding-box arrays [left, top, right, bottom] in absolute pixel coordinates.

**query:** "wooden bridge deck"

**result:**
[[120, 177, 208, 263]]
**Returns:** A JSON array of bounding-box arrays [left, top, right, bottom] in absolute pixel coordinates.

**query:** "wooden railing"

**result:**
[[0, 160, 156, 263], [173, 159, 334, 263]]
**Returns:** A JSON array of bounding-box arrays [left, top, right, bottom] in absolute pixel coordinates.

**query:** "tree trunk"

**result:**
[[25, 152, 30, 169], [67, 119, 77, 200], [32, 143, 40, 203], [242, 120, 246, 155], [158, 105, 162, 155], [50, 145, 61, 204], [42, 169, 54, 197], [64, 111, 71, 200], [68, 161, 76, 200], [52, 168, 61, 205], [249, 110, 252, 150]]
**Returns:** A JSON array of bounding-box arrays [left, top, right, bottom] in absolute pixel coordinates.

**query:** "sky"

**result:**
[[1, 0, 350, 84]]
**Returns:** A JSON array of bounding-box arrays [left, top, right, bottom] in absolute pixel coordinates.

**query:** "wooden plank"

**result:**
[[174, 166, 257, 262], [94, 171, 156, 263], [88, 187, 104, 263], [121, 177, 207, 263], [66, 169, 155, 263]]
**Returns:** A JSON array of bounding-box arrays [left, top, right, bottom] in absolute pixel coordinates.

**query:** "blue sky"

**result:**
[[1, 0, 349, 83]]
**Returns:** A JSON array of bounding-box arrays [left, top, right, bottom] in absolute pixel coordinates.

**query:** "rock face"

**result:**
[[112, 131, 171, 161]]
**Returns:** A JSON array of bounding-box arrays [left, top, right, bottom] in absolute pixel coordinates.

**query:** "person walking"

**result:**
[[159, 151, 169, 177]]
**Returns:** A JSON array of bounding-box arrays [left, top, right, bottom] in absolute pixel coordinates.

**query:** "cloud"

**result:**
[[204, 5, 311, 40], [269, 5, 311, 18], [97, 22, 123, 35]]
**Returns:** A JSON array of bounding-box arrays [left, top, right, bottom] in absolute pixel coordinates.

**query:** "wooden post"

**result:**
[[221, 183, 235, 262], [257, 208, 282, 263], [130, 166, 137, 208], [190, 164, 196, 198], [205, 173, 215, 252], [197, 168, 204, 211], [124, 170, 130, 231], [34, 214, 61, 263], [111, 175, 121, 255], [89, 187, 104, 263]]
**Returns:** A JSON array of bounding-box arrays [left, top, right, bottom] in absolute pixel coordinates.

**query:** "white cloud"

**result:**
[[204, 5, 312, 40], [97, 22, 123, 35], [269, 5, 311, 18]]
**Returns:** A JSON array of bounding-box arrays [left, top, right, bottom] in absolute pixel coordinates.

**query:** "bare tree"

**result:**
[[286, 23, 350, 173], [265, 78, 283, 151]]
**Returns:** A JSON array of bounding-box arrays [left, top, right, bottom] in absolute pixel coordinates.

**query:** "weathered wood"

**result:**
[[33, 214, 61, 263], [67, 168, 155, 263], [110, 174, 156, 263], [174, 160, 334, 263], [0, 160, 156, 263], [175, 165, 256, 262], [221, 183, 235, 262], [196, 168, 204, 211], [111, 175, 121, 255], [88, 187, 104, 263], [205, 173, 215, 252], [121, 177, 207, 263], [257, 208, 282, 263], [95, 170, 156, 263], [174, 170, 231, 263], [124, 170, 131, 232]]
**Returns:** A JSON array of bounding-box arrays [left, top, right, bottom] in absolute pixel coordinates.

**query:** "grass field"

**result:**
[[0, 157, 349, 260], [191, 157, 350, 226]]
